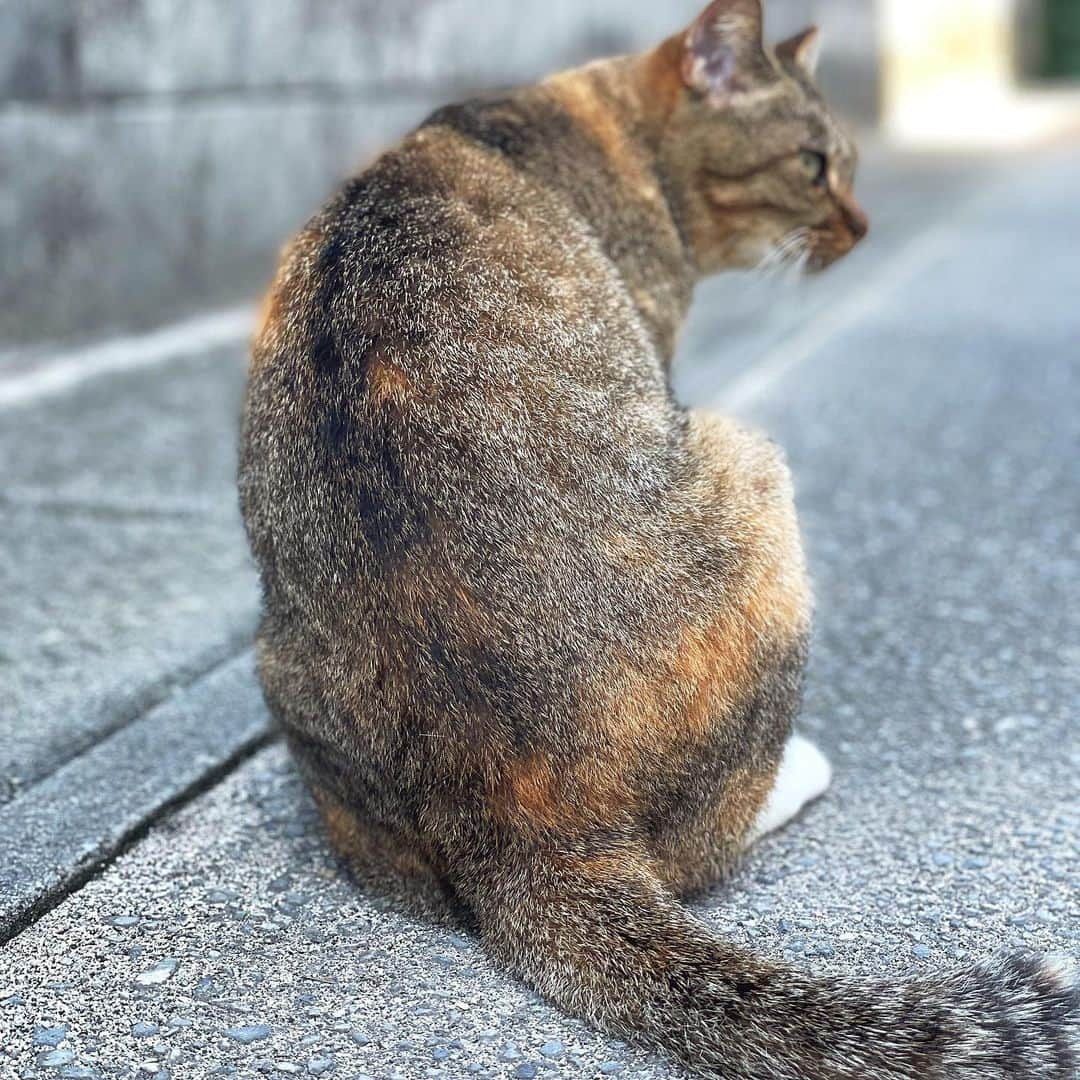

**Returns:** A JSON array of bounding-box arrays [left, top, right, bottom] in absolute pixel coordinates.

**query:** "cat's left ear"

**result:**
[[775, 26, 823, 80], [681, 0, 773, 105]]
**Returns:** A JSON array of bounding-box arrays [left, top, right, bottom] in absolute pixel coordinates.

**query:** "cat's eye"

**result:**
[[798, 150, 828, 187]]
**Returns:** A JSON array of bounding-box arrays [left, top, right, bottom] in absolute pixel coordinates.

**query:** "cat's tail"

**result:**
[[465, 848, 1078, 1079]]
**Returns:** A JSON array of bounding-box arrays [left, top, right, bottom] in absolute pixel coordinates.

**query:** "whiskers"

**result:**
[[756, 228, 812, 283]]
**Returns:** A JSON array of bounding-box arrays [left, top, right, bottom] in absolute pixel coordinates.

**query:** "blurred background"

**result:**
[[1, 5, 1078, 1079], [1, 0, 1078, 351]]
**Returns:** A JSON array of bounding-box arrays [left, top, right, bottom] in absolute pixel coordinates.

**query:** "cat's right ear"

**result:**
[[681, 0, 772, 105]]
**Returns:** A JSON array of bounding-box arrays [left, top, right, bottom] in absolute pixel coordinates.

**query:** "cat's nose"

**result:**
[[840, 194, 869, 243]]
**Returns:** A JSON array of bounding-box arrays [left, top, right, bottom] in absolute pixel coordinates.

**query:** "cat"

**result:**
[[238, 1, 1078, 1075]]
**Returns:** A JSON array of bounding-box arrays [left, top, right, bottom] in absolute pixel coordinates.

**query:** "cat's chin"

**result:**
[[808, 233, 866, 272], [806, 250, 845, 274]]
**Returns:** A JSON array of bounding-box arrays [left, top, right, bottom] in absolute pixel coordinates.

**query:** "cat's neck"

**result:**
[[540, 54, 696, 364]]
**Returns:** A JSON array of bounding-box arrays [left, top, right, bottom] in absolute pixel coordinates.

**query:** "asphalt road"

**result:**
[[0, 143, 1077, 1079]]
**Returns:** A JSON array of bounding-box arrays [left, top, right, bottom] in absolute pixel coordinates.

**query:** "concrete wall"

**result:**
[[1, 0, 879, 349], [775, 0, 881, 123]]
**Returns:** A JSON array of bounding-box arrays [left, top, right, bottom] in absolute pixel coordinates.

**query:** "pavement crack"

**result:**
[[0, 630, 256, 810], [0, 724, 278, 949]]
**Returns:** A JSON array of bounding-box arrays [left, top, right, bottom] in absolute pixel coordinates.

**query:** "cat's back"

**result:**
[[240, 102, 680, 623], [253, 108, 655, 394]]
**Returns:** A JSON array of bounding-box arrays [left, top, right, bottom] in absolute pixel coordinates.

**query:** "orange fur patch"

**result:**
[[505, 753, 564, 830], [494, 752, 636, 836], [547, 72, 661, 204], [636, 36, 691, 126], [716, 764, 779, 842], [365, 350, 412, 407], [313, 786, 439, 883], [315, 789, 369, 861], [595, 546, 807, 759], [250, 286, 285, 369], [254, 288, 277, 343], [599, 414, 809, 756]]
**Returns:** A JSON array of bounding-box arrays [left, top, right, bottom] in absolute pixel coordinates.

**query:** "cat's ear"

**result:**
[[776, 26, 823, 80], [681, 0, 772, 105]]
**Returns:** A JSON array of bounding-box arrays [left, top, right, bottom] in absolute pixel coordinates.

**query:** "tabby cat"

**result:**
[[238, 1, 1078, 1075]]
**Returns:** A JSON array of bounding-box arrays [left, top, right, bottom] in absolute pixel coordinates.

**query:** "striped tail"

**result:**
[[464, 848, 1079, 1079]]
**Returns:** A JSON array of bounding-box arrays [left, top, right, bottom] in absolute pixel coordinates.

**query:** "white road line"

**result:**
[[0, 486, 230, 519], [715, 217, 962, 414], [0, 306, 254, 410]]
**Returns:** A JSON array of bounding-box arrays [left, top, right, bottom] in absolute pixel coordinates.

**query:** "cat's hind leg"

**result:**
[[747, 733, 832, 845]]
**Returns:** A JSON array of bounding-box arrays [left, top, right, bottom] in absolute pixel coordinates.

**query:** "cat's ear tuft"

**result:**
[[776, 26, 823, 80], [682, 0, 770, 105]]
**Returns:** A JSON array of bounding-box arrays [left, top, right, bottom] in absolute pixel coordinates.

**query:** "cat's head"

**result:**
[[651, 0, 868, 275]]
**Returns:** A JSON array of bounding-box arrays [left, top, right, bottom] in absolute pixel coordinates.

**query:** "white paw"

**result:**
[[748, 733, 832, 844]]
